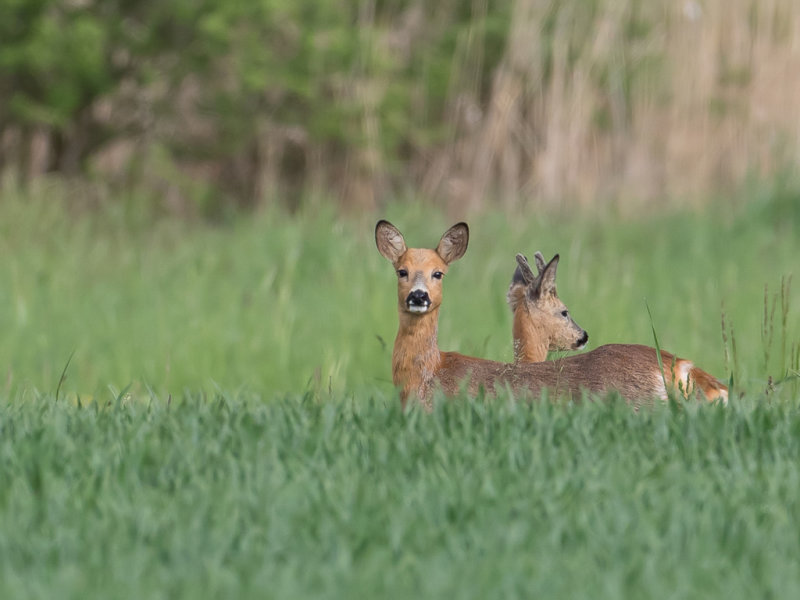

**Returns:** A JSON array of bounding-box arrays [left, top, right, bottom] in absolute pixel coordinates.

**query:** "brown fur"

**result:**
[[438, 345, 677, 409], [507, 252, 729, 404]]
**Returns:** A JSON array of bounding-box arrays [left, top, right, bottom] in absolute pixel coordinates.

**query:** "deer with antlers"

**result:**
[[507, 251, 728, 403]]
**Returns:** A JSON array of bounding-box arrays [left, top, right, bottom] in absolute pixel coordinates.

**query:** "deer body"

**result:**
[[507, 252, 729, 403], [397, 335, 685, 409], [437, 343, 686, 406]]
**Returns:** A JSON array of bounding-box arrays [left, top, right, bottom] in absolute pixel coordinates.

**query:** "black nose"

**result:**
[[406, 289, 431, 307], [577, 331, 589, 346]]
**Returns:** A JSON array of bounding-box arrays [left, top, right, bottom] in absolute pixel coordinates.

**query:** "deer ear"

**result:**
[[533, 252, 547, 276], [436, 222, 469, 264], [513, 254, 537, 285], [375, 220, 407, 263], [537, 254, 560, 296]]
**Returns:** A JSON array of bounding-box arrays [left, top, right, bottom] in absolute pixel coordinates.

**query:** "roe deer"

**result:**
[[506, 251, 588, 362], [375, 219, 475, 407], [507, 252, 729, 403], [376, 220, 726, 409]]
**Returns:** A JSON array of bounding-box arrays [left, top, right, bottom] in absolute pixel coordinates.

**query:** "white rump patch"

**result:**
[[654, 360, 694, 400], [677, 361, 693, 394], [653, 371, 669, 401]]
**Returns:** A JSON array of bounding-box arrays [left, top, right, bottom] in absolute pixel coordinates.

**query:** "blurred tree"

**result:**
[[3, 0, 793, 216], [0, 0, 508, 215]]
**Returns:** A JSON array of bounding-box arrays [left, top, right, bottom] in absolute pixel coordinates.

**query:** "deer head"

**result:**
[[376, 220, 469, 316], [508, 252, 588, 361]]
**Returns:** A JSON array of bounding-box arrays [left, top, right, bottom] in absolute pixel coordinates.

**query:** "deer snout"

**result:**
[[406, 288, 432, 313], [575, 330, 589, 350]]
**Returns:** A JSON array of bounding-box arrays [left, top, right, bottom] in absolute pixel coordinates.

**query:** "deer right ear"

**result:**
[[436, 222, 469, 264], [375, 220, 407, 263]]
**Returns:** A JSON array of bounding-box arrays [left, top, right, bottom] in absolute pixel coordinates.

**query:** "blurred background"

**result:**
[[1, 0, 798, 399], [2, 0, 799, 217]]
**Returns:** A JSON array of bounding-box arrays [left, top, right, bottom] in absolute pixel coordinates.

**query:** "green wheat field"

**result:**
[[1, 187, 799, 598]]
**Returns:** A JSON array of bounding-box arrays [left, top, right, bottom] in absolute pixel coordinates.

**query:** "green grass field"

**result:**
[[1, 186, 799, 598], [3, 395, 800, 599]]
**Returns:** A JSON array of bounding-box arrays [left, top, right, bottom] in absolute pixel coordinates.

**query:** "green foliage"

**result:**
[[2, 394, 800, 598], [0, 0, 508, 200], [1, 1, 105, 127]]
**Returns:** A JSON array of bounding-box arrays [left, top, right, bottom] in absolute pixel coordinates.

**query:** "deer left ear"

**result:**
[[436, 222, 469, 264]]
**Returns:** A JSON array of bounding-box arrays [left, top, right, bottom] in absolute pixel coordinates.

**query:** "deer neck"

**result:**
[[392, 309, 443, 405], [512, 305, 549, 363]]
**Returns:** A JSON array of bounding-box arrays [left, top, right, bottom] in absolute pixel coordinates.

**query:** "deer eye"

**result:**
[[397, 269, 408, 278], [561, 309, 569, 317], [432, 271, 444, 280]]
